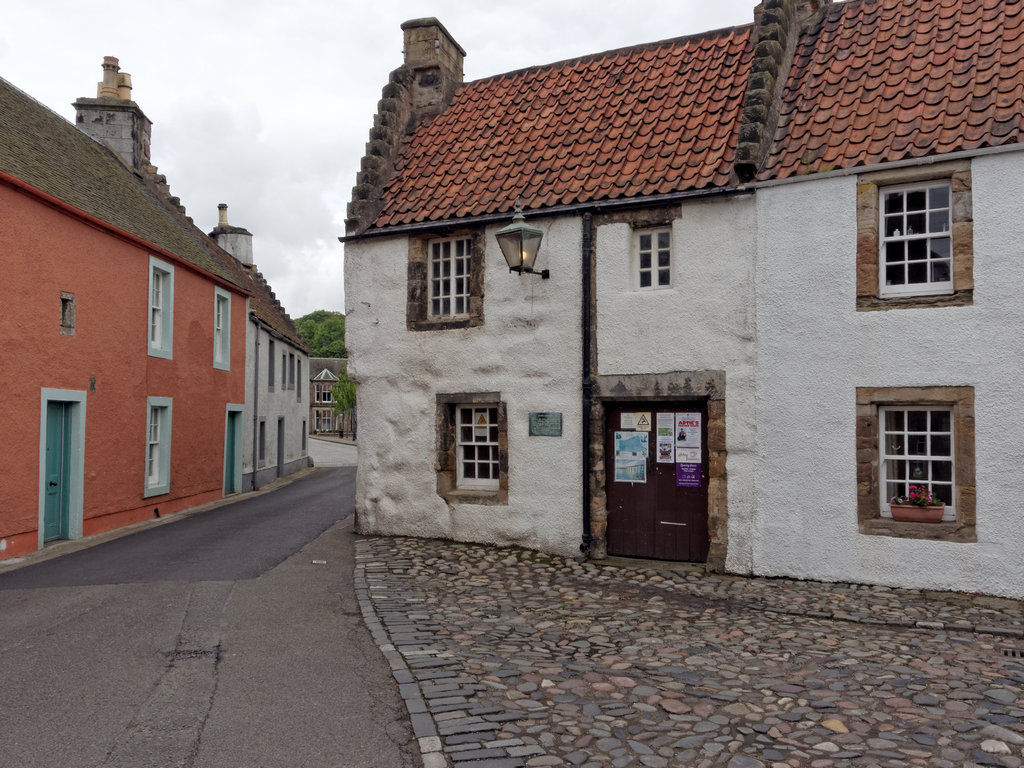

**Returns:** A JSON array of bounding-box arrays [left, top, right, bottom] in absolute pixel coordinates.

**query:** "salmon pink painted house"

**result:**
[[0, 61, 257, 559]]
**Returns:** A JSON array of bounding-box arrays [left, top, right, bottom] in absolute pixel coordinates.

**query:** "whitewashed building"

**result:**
[[344, 0, 1024, 598], [210, 206, 311, 490]]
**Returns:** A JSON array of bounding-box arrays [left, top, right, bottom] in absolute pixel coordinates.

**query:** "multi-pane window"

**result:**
[[880, 183, 952, 296], [637, 228, 671, 289], [429, 237, 471, 317], [213, 289, 230, 370], [880, 406, 954, 519], [457, 405, 500, 490], [148, 257, 174, 358], [268, 340, 275, 391], [144, 397, 172, 497]]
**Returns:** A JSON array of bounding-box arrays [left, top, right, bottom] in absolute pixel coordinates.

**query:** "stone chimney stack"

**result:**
[[734, 0, 823, 182], [346, 19, 465, 235], [74, 57, 152, 172], [209, 204, 255, 266], [401, 18, 466, 128]]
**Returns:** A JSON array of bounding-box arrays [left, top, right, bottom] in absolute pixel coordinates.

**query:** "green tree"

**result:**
[[295, 310, 347, 358], [331, 373, 356, 416]]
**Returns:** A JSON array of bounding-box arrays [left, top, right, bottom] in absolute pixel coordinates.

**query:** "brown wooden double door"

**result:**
[[604, 401, 710, 562]]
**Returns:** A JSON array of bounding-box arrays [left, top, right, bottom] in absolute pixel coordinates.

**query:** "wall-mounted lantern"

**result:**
[[495, 200, 549, 279]]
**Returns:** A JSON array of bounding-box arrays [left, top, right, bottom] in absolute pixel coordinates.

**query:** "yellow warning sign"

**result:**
[[475, 413, 488, 437]]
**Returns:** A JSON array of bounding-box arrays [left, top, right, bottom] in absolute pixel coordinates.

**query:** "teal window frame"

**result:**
[[213, 287, 231, 370], [148, 256, 174, 359], [144, 396, 173, 497]]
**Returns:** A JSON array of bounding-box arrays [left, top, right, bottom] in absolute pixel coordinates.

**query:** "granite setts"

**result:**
[[355, 537, 1024, 768]]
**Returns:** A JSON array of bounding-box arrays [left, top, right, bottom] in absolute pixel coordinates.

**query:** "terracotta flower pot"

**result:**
[[890, 503, 944, 523]]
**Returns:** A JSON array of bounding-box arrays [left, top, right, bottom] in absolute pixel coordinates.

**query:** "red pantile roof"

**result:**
[[764, 0, 1024, 178], [364, 0, 1024, 231], [374, 26, 753, 228]]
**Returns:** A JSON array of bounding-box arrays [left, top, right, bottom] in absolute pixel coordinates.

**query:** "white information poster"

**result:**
[[675, 412, 702, 464], [614, 431, 648, 483], [656, 412, 675, 463]]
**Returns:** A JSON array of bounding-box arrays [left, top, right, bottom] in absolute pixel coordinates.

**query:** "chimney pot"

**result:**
[[218, 203, 229, 226], [98, 56, 120, 98]]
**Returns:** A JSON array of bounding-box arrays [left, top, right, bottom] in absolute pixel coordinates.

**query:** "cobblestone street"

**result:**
[[356, 537, 1024, 768]]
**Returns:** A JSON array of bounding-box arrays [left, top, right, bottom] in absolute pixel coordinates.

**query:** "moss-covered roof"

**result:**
[[0, 76, 243, 289]]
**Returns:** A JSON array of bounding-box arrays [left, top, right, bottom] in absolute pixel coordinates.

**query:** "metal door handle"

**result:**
[[49, 481, 57, 487]]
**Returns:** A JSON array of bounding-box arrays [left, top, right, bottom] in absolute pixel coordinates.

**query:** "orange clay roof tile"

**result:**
[[374, 25, 752, 227], [763, 0, 1024, 181], [366, 0, 1024, 229]]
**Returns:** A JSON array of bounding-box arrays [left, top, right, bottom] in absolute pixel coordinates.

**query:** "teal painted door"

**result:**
[[44, 402, 71, 541], [224, 411, 240, 494]]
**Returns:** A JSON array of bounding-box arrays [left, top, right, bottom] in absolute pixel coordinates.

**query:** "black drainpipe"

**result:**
[[580, 212, 593, 556]]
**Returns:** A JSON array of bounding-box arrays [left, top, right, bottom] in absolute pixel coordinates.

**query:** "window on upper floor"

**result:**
[[857, 162, 973, 311], [288, 353, 295, 390], [148, 257, 174, 358], [407, 232, 485, 331], [144, 397, 172, 497], [879, 183, 952, 297], [213, 288, 231, 370], [268, 339, 276, 392], [636, 228, 672, 289], [430, 237, 472, 317], [296, 360, 302, 401], [855, 386, 975, 542]]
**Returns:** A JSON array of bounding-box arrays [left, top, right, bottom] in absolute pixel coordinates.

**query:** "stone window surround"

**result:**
[[856, 386, 976, 542], [856, 160, 973, 311], [587, 370, 729, 572], [436, 392, 508, 505], [60, 291, 75, 335], [408, 230, 485, 331]]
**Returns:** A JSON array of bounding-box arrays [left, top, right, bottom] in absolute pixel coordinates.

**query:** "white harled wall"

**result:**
[[594, 196, 760, 572], [754, 150, 1024, 598], [345, 216, 584, 556]]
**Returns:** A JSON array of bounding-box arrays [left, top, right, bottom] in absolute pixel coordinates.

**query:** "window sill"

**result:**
[[410, 317, 476, 332], [441, 488, 508, 506], [857, 290, 972, 311], [859, 518, 976, 543]]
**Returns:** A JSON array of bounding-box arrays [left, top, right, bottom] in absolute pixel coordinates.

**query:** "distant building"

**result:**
[[209, 204, 311, 490], [308, 358, 354, 438]]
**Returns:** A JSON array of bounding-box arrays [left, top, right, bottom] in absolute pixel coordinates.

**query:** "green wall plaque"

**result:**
[[529, 412, 562, 437]]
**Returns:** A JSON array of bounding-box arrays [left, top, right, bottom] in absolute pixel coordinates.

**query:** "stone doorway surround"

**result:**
[[587, 370, 728, 572]]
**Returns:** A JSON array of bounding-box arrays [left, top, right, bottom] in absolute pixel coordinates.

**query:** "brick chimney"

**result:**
[[74, 57, 152, 172], [346, 19, 465, 235], [208, 204, 254, 266]]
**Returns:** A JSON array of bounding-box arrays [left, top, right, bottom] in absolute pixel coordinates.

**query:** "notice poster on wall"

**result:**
[[675, 412, 702, 487], [674, 412, 702, 463], [614, 431, 648, 483], [656, 412, 675, 463], [676, 462, 701, 487]]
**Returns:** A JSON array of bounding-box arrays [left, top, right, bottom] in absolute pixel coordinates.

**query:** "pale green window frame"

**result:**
[[144, 396, 173, 498], [148, 256, 174, 359], [213, 287, 231, 370]]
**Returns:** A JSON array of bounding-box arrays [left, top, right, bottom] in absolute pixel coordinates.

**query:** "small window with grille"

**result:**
[[456, 404, 500, 490], [636, 228, 671, 289], [429, 237, 472, 317], [879, 183, 952, 297], [880, 406, 954, 521]]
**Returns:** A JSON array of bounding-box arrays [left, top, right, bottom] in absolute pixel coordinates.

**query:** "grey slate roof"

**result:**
[[0, 76, 243, 290]]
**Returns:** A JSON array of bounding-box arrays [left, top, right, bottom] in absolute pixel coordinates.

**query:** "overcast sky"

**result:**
[[1, 1, 755, 319]]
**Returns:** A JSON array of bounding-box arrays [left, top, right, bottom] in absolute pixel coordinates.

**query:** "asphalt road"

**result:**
[[0, 464, 418, 768]]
